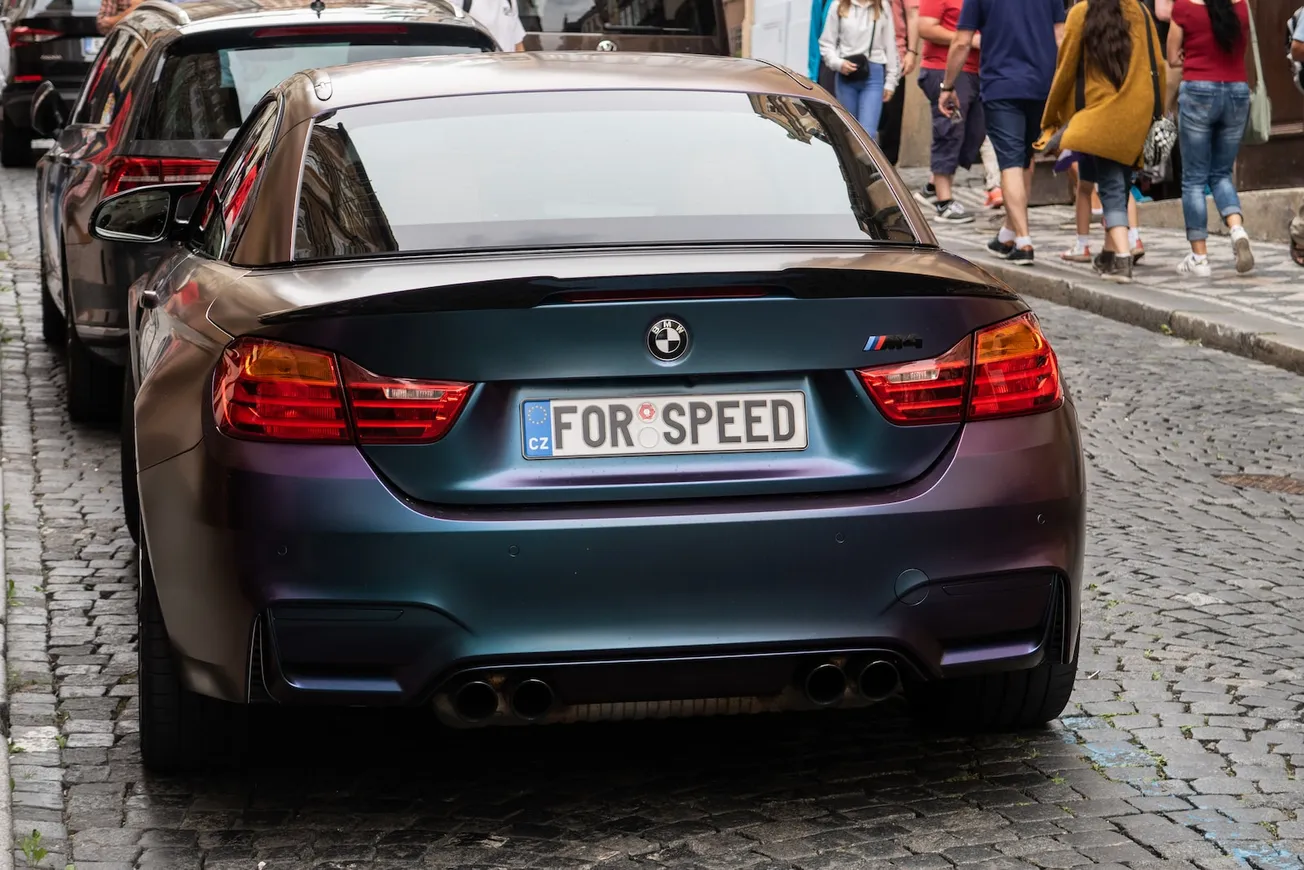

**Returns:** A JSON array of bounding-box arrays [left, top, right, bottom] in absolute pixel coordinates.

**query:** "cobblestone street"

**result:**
[[2, 160, 1304, 870]]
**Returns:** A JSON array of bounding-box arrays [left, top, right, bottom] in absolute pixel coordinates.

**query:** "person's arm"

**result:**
[[1052, 0, 1067, 46], [904, 2, 919, 73], [1166, 20, 1184, 66], [937, 28, 973, 114], [1154, 0, 1173, 21], [96, 0, 137, 34], [1054, 21, 1065, 45], [1294, 39, 1304, 62], [917, 16, 952, 45], [881, 10, 899, 95]]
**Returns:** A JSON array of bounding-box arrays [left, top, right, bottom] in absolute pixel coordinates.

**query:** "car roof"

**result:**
[[126, 0, 478, 35], [277, 52, 815, 125]]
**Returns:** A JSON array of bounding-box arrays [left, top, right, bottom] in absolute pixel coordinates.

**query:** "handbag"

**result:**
[[837, 10, 877, 83], [1139, 3, 1178, 171], [1243, 2, 1272, 144]]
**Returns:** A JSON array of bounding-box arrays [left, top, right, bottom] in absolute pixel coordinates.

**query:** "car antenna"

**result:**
[[310, 0, 325, 15]]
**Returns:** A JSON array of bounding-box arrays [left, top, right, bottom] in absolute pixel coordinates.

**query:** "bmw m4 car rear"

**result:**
[[107, 53, 1085, 771]]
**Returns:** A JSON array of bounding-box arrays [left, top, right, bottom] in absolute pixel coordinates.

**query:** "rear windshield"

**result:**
[[292, 89, 914, 262], [517, 0, 717, 35], [136, 31, 492, 142]]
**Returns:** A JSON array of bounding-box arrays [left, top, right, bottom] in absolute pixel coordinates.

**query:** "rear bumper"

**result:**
[[138, 403, 1086, 712]]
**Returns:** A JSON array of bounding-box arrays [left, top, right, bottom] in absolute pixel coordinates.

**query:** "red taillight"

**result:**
[[214, 339, 349, 443], [969, 312, 1063, 419], [214, 338, 472, 445], [857, 313, 1062, 425], [857, 335, 970, 424], [10, 25, 60, 46], [12, 74, 42, 83], [104, 156, 218, 196]]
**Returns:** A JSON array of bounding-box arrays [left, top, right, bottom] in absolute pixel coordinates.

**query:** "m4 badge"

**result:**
[[863, 334, 924, 351]]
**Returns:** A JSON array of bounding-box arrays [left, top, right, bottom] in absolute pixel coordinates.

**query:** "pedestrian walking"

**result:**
[[916, 0, 984, 223], [462, 0, 526, 51], [938, 0, 1066, 266], [876, 0, 921, 164], [1167, 0, 1255, 276], [820, 0, 900, 141], [980, 137, 1003, 206], [1040, 0, 1162, 283]]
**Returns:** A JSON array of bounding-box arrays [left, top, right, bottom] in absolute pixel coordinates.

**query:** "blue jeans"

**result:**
[[1077, 155, 1132, 231], [1178, 80, 1250, 242], [835, 62, 886, 141]]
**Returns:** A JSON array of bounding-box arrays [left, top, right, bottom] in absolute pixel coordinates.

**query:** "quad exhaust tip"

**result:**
[[452, 680, 499, 722], [858, 660, 900, 700], [510, 679, 555, 720], [804, 663, 848, 706]]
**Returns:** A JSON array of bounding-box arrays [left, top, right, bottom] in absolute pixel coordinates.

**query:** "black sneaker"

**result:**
[[988, 236, 1015, 258], [1095, 253, 1133, 283], [913, 183, 938, 206], [935, 201, 975, 224], [1007, 246, 1035, 266]]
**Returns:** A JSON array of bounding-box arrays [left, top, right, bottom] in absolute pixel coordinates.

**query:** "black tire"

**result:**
[[40, 238, 65, 345], [1, 114, 33, 168], [138, 536, 247, 773], [121, 369, 140, 542], [65, 315, 122, 425], [41, 281, 64, 345], [908, 641, 1078, 731]]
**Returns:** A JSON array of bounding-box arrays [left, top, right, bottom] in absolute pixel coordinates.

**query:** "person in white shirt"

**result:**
[[818, 0, 899, 140], [462, 0, 526, 51]]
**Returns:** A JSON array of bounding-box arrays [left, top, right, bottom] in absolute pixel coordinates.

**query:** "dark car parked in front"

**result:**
[[30, 0, 498, 423], [1, 0, 102, 166]]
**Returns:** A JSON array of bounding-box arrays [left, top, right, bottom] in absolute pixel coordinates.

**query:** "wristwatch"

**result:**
[[939, 83, 955, 91]]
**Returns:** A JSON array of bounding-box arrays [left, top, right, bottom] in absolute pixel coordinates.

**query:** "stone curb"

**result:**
[[0, 342, 12, 870], [942, 233, 1304, 376]]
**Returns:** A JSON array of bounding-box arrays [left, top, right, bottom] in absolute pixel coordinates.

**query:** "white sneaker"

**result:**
[[1177, 253, 1212, 278], [1230, 227, 1255, 274], [935, 201, 975, 224]]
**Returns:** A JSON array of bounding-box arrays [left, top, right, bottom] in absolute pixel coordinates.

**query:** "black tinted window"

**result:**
[[518, 0, 716, 34], [137, 33, 491, 142], [293, 90, 913, 262]]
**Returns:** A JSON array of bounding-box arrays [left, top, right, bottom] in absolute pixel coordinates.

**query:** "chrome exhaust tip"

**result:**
[[857, 660, 900, 701], [451, 680, 499, 722], [510, 678, 555, 721], [804, 663, 848, 706]]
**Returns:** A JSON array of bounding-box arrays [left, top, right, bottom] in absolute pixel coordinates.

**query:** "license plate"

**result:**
[[82, 37, 103, 59], [522, 392, 808, 459]]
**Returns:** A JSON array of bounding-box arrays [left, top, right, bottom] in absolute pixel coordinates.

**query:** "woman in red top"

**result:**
[[1166, 0, 1254, 276]]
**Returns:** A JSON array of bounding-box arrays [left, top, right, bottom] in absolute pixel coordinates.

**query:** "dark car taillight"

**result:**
[[104, 156, 218, 196], [857, 313, 1063, 425], [9, 25, 60, 46], [213, 338, 472, 445]]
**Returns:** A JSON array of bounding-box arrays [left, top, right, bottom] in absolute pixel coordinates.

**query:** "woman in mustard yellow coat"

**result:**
[[1037, 0, 1165, 283]]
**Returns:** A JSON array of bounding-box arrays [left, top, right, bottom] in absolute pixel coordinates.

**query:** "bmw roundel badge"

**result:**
[[647, 318, 688, 362]]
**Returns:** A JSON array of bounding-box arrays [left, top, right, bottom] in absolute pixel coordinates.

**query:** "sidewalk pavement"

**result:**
[[898, 166, 1304, 375]]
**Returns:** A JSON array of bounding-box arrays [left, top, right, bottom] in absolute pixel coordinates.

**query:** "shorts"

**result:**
[[983, 98, 1047, 171], [917, 68, 986, 176]]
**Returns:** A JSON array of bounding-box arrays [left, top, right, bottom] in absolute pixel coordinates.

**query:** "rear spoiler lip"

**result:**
[[246, 261, 1015, 326]]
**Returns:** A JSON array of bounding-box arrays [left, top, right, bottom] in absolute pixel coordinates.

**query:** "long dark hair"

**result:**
[[1082, 0, 1132, 89], [1204, 0, 1242, 54]]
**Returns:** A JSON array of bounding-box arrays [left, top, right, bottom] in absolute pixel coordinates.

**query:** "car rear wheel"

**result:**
[[908, 638, 1079, 731], [138, 533, 247, 773], [1, 114, 33, 168], [65, 305, 121, 424], [121, 370, 139, 542]]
